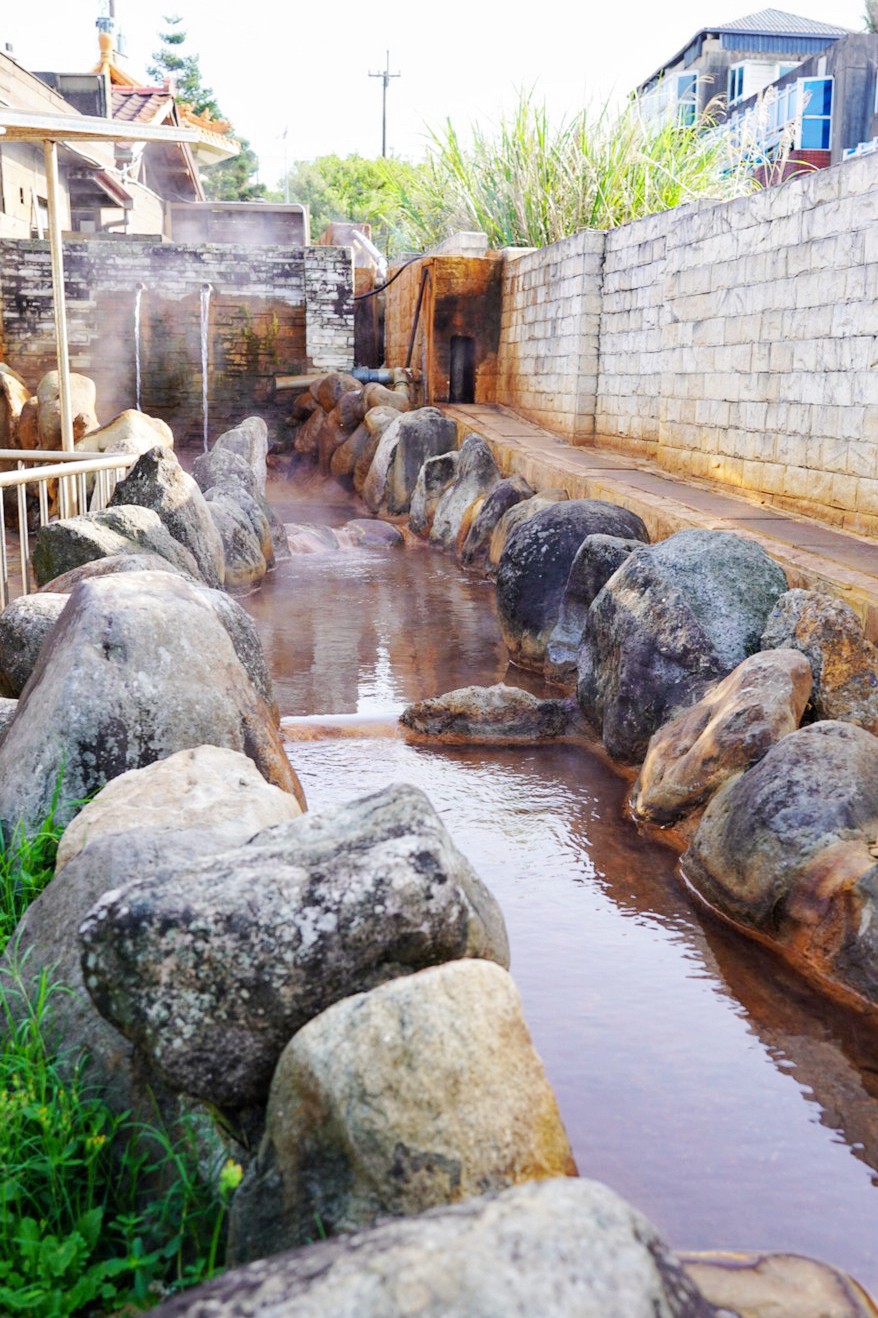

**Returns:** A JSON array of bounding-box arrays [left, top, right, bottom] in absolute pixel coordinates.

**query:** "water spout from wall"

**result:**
[[200, 283, 213, 452], [133, 282, 146, 411]]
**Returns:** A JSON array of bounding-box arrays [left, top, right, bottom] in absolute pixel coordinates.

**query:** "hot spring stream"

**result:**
[[243, 470, 878, 1294]]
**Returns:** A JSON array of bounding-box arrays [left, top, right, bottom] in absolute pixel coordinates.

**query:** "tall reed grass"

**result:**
[[386, 92, 760, 251]]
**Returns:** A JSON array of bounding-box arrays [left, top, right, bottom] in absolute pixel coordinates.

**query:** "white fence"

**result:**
[[0, 449, 139, 608]]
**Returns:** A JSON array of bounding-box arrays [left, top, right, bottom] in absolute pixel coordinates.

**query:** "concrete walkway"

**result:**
[[444, 403, 878, 641]]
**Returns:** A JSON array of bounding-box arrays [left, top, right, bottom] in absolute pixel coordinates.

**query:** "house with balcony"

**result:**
[[635, 9, 878, 180]]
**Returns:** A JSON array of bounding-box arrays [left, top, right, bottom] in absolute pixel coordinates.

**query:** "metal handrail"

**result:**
[[0, 449, 139, 609]]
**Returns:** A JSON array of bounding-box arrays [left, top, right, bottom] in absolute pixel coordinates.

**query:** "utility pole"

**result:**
[[368, 51, 400, 157]]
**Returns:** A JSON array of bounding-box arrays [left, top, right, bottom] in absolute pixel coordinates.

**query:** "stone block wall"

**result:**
[[0, 238, 353, 447], [496, 232, 605, 442], [469, 154, 878, 533]]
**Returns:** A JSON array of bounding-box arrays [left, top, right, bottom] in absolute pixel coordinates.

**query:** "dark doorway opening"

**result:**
[[449, 334, 476, 403]]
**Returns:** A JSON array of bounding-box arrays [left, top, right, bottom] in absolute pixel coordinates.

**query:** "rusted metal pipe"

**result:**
[[405, 265, 430, 370]]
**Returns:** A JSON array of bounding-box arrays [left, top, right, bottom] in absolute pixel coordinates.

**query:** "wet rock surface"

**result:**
[[155, 1177, 711, 1318], [79, 784, 509, 1109], [204, 492, 267, 590], [410, 450, 459, 537], [577, 530, 788, 764], [36, 550, 197, 593], [363, 408, 458, 515], [429, 433, 500, 552], [761, 589, 878, 732], [684, 720, 878, 1004], [545, 533, 645, 686], [679, 1249, 878, 1318], [487, 491, 567, 574], [32, 505, 201, 587], [497, 498, 649, 671], [0, 570, 300, 832], [459, 475, 534, 570], [228, 959, 576, 1261], [214, 417, 269, 494], [632, 649, 812, 826], [109, 446, 225, 588], [401, 683, 571, 742]]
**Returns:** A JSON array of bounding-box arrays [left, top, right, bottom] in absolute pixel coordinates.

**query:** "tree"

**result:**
[[148, 15, 220, 119], [148, 16, 263, 200], [274, 154, 428, 255], [866, 1, 878, 32]]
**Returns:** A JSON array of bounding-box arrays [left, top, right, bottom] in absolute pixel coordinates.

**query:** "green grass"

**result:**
[[383, 90, 762, 251], [0, 801, 239, 1316]]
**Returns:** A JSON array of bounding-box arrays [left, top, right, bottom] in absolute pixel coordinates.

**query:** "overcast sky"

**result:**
[[3, 1, 869, 187]]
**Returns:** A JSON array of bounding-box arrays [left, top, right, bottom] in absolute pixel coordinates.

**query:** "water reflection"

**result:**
[[246, 473, 878, 1294]]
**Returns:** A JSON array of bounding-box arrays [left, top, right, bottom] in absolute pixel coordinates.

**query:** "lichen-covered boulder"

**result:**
[[32, 505, 201, 587], [311, 372, 359, 414], [487, 492, 568, 575], [497, 499, 649, 673], [410, 451, 459, 537], [213, 417, 269, 494], [578, 530, 788, 764], [401, 683, 570, 743], [683, 720, 878, 1004], [363, 408, 458, 515], [193, 448, 289, 569], [204, 492, 267, 591], [460, 475, 534, 571], [154, 1178, 712, 1318], [109, 446, 225, 588], [2, 747, 302, 1118], [0, 593, 66, 696], [36, 551, 196, 595], [228, 960, 576, 1261], [429, 433, 500, 552], [545, 534, 644, 686], [79, 783, 509, 1109], [0, 570, 301, 833], [75, 408, 172, 456], [761, 589, 878, 732], [631, 649, 812, 826]]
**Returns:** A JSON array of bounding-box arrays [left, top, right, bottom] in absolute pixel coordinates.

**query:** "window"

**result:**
[[799, 77, 832, 150], [676, 73, 698, 125], [729, 66, 740, 102]]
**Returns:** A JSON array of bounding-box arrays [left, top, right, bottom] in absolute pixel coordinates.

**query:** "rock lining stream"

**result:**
[[247, 469, 878, 1295]]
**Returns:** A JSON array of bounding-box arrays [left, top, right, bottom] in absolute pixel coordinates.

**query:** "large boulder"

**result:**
[[34, 370, 98, 447], [193, 448, 289, 568], [362, 409, 457, 514], [75, 408, 173, 456], [497, 499, 649, 672], [545, 533, 644, 686], [2, 747, 302, 1118], [383, 409, 459, 516], [32, 505, 201, 587], [109, 446, 225, 588], [363, 380, 409, 412], [228, 959, 576, 1261], [79, 783, 509, 1109], [204, 492, 268, 591], [352, 406, 401, 494], [578, 530, 788, 764], [761, 589, 878, 732], [429, 433, 500, 552], [311, 372, 359, 413], [0, 593, 66, 696], [153, 1178, 712, 1318], [459, 475, 534, 571], [213, 417, 269, 494], [683, 720, 878, 1004], [631, 649, 812, 826], [409, 451, 459, 537], [487, 492, 568, 575], [36, 551, 196, 595], [401, 684, 571, 743], [293, 406, 324, 458], [0, 363, 30, 446], [329, 420, 372, 479], [0, 570, 301, 833]]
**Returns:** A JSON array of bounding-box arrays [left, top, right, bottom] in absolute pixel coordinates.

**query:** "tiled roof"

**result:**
[[715, 8, 852, 36], [111, 88, 173, 125]]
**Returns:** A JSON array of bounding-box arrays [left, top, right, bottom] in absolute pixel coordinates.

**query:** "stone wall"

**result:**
[[0, 238, 353, 447], [429, 154, 878, 535], [497, 232, 604, 441]]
